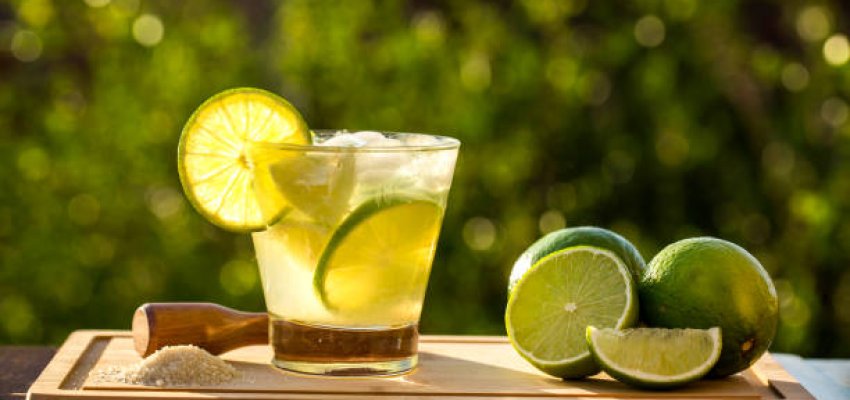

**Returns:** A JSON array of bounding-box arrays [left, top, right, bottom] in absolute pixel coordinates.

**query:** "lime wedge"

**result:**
[[178, 88, 311, 231], [313, 196, 443, 321], [267, 151, 356, 226], [505, 246, 638, 378], [586, 326, 722, 389]]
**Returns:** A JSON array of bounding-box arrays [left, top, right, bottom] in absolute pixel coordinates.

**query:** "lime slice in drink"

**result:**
[[178, 88, 311, 231], [586, 326, 722, 389], [266, 152, 356, 226], [505, 246, 638, 378], [313, 196, 443, 320]]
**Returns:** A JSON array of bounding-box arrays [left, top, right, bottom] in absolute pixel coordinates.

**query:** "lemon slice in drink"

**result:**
[[587, 326, 722, 389], [505, 246, 638, 378], [313, 196, 443, 322], [178, 88, 311, 231]]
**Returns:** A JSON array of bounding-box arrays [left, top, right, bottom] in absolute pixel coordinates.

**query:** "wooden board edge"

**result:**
[[419, 335, 509, 344], [27, 331, 813, 400], [23, 387, 767, 400], [23, 390, 692, 400], [27, 330, 128, 400], [751, 353, 816, 400]]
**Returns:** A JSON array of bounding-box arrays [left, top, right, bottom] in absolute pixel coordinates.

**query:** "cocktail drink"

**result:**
[[177, 88, 458, 376], [251, 131, 459, 375]]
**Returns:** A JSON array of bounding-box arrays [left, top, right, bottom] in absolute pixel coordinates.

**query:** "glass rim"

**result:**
[[252, 130, 461, 153]]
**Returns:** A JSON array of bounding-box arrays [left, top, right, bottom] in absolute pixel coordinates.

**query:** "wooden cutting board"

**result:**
[[28, 330, 813, 399]]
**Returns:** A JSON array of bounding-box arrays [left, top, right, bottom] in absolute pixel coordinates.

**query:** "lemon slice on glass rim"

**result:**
[[177, 87, 311, 231]]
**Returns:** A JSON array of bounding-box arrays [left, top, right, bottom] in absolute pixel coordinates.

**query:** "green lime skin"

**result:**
[[509, 226, 646, 291], [638, 237, 778, 377]]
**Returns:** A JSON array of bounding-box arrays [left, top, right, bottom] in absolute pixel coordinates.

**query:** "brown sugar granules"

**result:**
[[91, 345, 237, 387]]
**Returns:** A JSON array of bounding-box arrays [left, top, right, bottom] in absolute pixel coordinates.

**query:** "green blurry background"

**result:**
[[1, 0, 849, 358]]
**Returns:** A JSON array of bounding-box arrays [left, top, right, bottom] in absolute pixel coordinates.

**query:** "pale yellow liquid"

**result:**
[[252, 205, 443, 327], [252, 143, 454, 328], [250, 133, 456, 374]]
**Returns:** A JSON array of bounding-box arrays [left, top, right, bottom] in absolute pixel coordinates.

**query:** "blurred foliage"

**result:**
[[1, 0, 850, 358]]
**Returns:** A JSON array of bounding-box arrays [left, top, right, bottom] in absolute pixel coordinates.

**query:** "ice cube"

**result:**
[[350, 131, 385, 142], [317, 132, 404, 148], [355, 152, 412, 188], [318, 133, 367, 147], [402, 134, 441, 147], [350, 133, 411, 188], [407, 147, 457, 192], [351, 131, 403, 147], [314, 132, 421, 196]]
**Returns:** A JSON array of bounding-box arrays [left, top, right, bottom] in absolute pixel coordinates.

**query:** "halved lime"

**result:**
[[509, 226, 646, 291], [177, 88, 311, 231], [505, 246, 638, 378], [313, 196, 444, 319], [586, 326, 722, 389]]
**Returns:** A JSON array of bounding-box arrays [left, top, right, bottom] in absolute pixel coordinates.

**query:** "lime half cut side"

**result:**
[[178, 88, 311, 231], [587, 326, 722, 389], [505, 246, 638, 378], [314, 196, 444, 323]]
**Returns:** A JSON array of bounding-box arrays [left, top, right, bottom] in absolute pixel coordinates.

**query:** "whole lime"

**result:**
[[639, 237, 778, 377], [509, 226, 646, 291]]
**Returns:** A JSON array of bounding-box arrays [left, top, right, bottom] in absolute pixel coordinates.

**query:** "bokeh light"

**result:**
[[634, 15, 665, 48], [796, 6, 831, 42], [460, 52, 492, 92], [821, 97, 849, 127], [823, 34, 850, 66], [464, 217, 497, 251], [132, 13, 164, 47], [84, 0, 111, 8], [781, 62, 810, 92], [761, 142, 795, 179], [538, 210, 566, 234], [10, 29, 42, 62]]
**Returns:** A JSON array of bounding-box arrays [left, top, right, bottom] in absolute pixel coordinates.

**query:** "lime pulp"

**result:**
[[177, 87, 311, 231], [313, 196, 444, 321], [586, 326, 722, 389], [505, 246, 638, 378]]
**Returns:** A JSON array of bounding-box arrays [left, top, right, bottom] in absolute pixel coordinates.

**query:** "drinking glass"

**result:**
[[250, 131, 459, 376]]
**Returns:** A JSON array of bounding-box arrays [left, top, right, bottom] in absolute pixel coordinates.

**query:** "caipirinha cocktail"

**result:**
[[252, 130, 458, 374], [177, 88, 459, 376]]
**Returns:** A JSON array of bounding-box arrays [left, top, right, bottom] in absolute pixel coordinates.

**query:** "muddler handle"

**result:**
[[132, 302, 269, 357]]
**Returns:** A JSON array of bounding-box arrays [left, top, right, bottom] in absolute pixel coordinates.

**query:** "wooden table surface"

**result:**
[[3, 346, 848, 399]]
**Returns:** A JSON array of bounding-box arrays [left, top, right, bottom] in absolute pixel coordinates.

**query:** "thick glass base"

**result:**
[[269, 319, 419, 376], [272, 355, 417, 376]]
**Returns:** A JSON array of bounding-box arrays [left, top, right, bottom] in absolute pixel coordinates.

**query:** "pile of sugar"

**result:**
[[91, 345, 237, 387]]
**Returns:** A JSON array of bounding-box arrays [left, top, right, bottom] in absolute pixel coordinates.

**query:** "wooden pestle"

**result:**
[[132, 303, 269, 357]]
